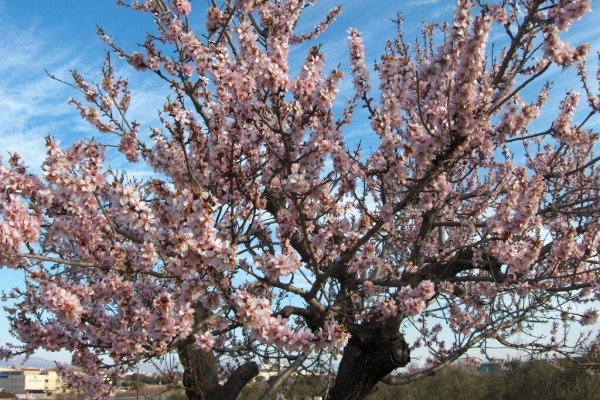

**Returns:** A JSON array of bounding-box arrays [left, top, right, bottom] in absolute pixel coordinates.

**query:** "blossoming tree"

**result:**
[[2, 0, 600, 398]]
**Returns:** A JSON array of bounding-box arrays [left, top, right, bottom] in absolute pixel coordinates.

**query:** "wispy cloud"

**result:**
[[408, 0, 441, 4], [0, 7, 172, 177], [0, 17, 86, 172]]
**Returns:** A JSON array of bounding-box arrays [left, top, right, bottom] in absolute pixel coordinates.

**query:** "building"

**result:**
[[0, 367, 68, 396], [477, 362, 502, 375]]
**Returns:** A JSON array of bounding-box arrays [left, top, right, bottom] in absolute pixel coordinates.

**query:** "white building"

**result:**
[[0, 367, 67, 396]]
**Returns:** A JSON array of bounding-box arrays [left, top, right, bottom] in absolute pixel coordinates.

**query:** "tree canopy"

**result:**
[[1, 0, 600, 399]]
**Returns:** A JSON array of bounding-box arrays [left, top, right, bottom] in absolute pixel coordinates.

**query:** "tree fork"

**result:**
[[177, 304, 259, 400], [177, 343, 258, 400], [329, 324, 410, 400]]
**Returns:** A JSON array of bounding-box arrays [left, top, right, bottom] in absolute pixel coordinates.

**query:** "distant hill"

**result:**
[[0, 355, 61, 369], [0, 356, 158, 373]]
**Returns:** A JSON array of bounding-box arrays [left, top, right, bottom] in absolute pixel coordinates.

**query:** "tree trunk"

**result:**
[[329, 324, 410, 400], [178, 342, 258, 400], [177, 304, 258, 400]]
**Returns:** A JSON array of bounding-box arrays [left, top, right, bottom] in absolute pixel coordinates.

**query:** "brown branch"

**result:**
[[491, 0, 543, 88], [259, 352, 309, 400], [14, 253, 176, 279]]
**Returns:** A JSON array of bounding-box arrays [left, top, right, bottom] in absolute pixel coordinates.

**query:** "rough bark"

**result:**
[[178, 342, 220, 400], [177, 304, 259, 400], [178, 342, 258, 400], [329, 323, 410, 400]]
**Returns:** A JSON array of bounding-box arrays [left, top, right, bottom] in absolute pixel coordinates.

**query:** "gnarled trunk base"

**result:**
[[178, 342, 258, 400], [329, 327, 410, 400]]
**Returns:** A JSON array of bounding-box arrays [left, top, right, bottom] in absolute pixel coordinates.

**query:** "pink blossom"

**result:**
[[580, 309, 598, 326], [376, 298, 398, 319], [399, 297, 426, 317], [2, 1, 600, 397], [543, 26, 589, 67], [347, 29, 370, 95], [438, 281, 455, 295], [397, 282, 434, 317], [127, 52, 147, 71], [547, 0, 591, 31], [172, 0, 191, 16], [195, 330, 215, 351]]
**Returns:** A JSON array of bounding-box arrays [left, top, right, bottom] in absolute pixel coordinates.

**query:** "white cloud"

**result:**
[[408, 0, 441, 4], [0, 19, 85, 171], [0, 8, 173, 178]]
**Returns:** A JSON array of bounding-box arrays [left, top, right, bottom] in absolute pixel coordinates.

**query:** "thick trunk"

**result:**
[[177, 304, 258, 400], [329, 325, 410, 400], [178, 342, 258, 400], [178, 342, 220, 400]]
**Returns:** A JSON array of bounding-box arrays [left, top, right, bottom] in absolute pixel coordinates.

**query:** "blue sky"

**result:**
[[1, 0, 600, 365]]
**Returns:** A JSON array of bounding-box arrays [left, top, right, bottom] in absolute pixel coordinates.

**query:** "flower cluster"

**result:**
[[347, 29, 370, 96], [397, 281, 435, 316], [195, 330, 215, 351], [42, 283, 87, 324], [543, 26, 589, 67], [232, 290, 349, 353], [547, 0, 591, 31], [2, 0, 600, 397], [375, 297, 398, 319], [254, 252, 301, 280], [172, 0, 191, 16], [148, 294, 194, 342]]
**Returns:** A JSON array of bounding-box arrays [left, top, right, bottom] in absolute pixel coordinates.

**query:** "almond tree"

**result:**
[[1, 0, 600, 399]]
